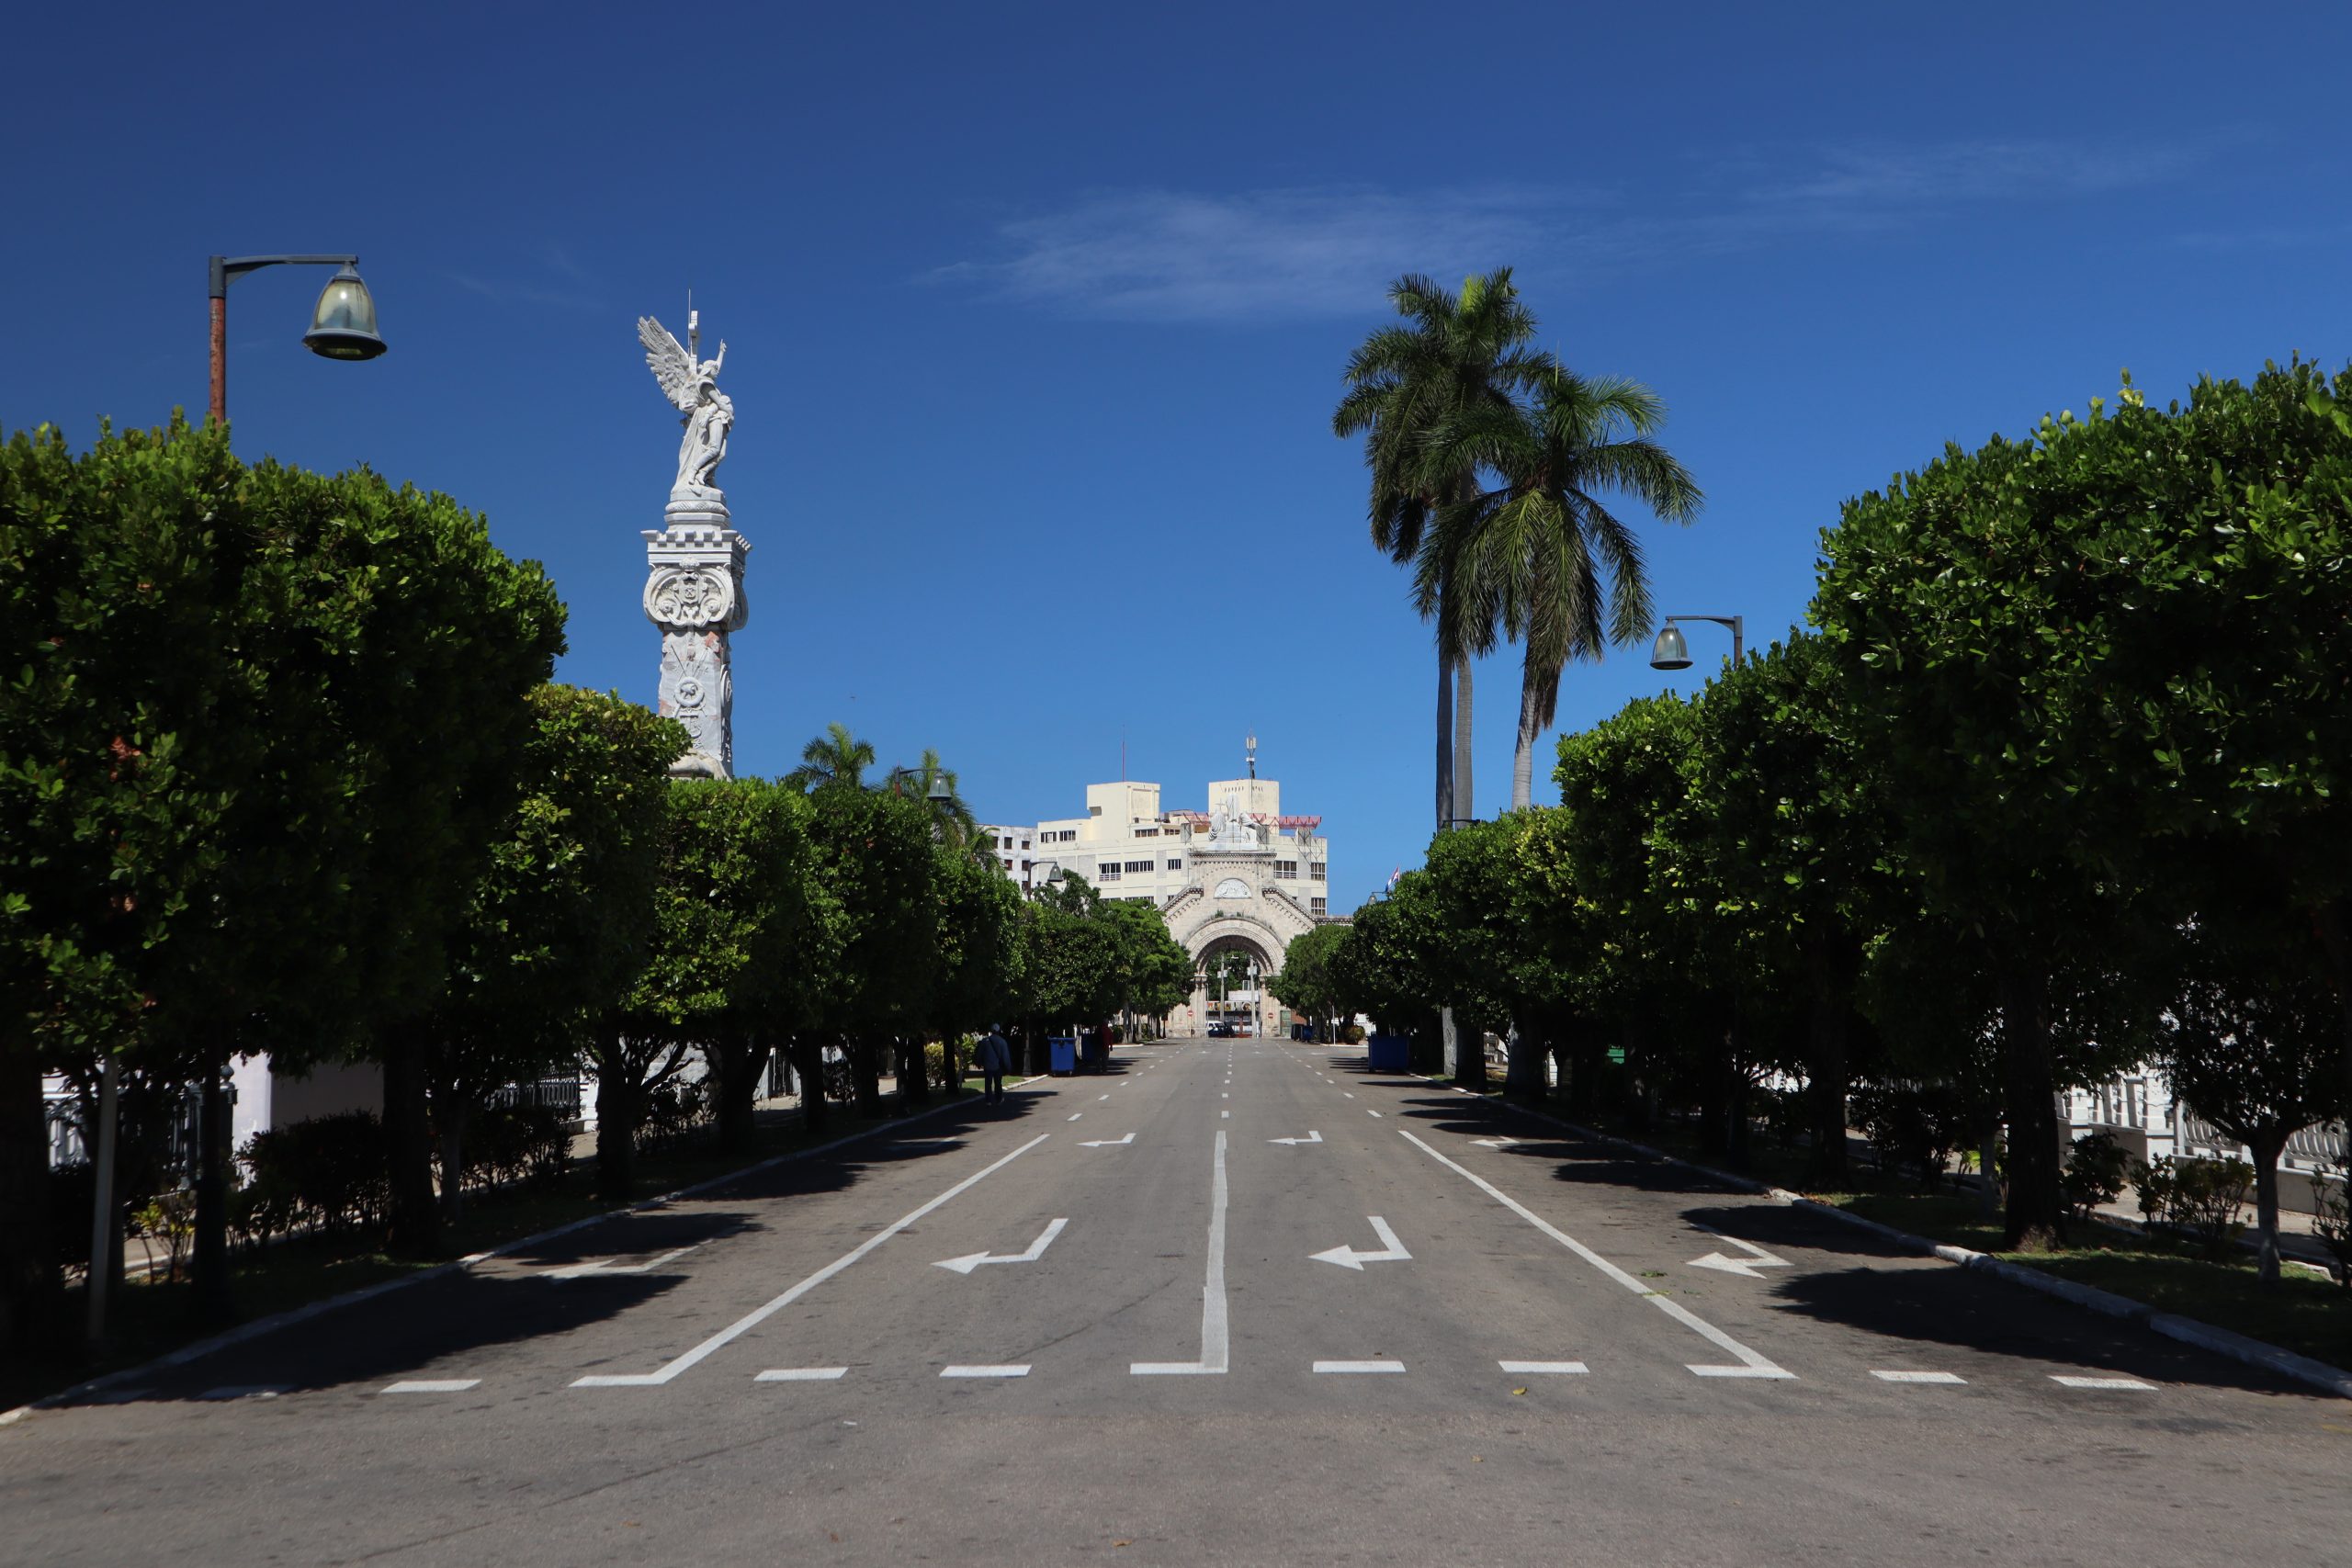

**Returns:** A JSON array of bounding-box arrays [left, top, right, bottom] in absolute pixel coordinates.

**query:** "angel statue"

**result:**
[[639, 314, 733, 499]]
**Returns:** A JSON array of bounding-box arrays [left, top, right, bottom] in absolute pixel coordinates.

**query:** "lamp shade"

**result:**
[[1649, 624, 1692, 670], [926, 775, 954, 804], [303, 264, 387, 360]]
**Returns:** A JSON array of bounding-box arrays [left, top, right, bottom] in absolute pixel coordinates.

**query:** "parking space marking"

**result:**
[[2052, 1375, 2155, 1391], [755, 1368, 850, 1382], [942, 1365, 1030, 1378], [1871, 1371, 1966, 1384], [1314, 1359, 1406, 1374], [572, 1133, 1051, 1387], [1498, 1361, 1588, 1375], [382, 1380, 481, 1394]]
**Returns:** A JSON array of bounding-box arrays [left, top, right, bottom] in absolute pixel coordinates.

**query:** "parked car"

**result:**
[[1206, 1021, 1233, 1037]]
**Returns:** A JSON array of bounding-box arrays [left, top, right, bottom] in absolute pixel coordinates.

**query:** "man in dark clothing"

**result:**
[[977, 1028, 1012, 1105]]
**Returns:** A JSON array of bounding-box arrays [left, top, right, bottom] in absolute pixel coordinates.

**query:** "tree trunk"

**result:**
[[381, 1044, 442, 1259], [1996, 964, 2066, 1251], [1503, 1021, 1544, 1100], [2312, 899, 2352, 1170], [1451, 1011, 1487, 1089], [789, 1036, 828, 1134], [1510, 659, 1543, 813], [851, 1040, 881, 1119], [1435, 650, 1455, 833], [713, 1039, 762, 1156], [593, 1046, 638, 1202], [1804, 949, 1852, 1187], [190, 1056, 234, 1326], [1454, 657, 1475, 823], [2250, 1128, 2288, 1290], [899, 1039, 929, 1109], [435, 1087, 469, 1225], [0, 1048, 59, 1358]]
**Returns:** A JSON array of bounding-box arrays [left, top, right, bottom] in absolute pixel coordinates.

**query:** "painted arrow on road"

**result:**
[[1078, 1134, 1135, 1147], [1467, 1136, 1520, 1149], [934, 1217, 1069, 1275], [1686, 1228, 1792, 1279], [1268, 1131, 1323, 1145], [1311, 1216, 1412, 1271]]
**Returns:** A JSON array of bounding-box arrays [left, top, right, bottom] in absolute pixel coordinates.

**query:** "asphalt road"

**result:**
[[4, 1041, 2346, 1566]]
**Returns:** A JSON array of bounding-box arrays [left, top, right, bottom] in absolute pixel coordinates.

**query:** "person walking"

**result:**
[[977, 1026, 1012, 1105]]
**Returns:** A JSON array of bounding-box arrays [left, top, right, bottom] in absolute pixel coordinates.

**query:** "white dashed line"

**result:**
[[1498, 1361, 1589, 1375], [382, 1379, 481, 1394], [942, 1365, 1030, 1378], [755, 1368, 849, 1382], [1342, 1092, 1355, 1099], [2052, 1374, 2155, 1391], [1872, 1371, 1965, 1384], [1221, 1110, 1230, 1119], [1366, 1110, 1382, 1118], [1314, 1359, 1406, 1374]]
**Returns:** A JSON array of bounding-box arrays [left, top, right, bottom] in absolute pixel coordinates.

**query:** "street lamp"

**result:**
[[884, 765, 956, 807], [208, 254, 387, 424], [1649, 615, 1744, 671]]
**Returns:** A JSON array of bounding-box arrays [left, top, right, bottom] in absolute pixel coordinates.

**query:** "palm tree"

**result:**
[[1432, 367, 1702, 809], [891, 746, 984, 852], [1334, 269, 1547, 831], [785, 721, 876, 794]]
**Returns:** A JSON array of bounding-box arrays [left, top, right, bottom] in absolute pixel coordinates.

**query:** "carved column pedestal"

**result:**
[[643, 497, 750, 780]]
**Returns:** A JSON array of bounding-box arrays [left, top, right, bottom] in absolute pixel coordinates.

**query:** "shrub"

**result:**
[[239, 1111, 390, 1239], [134, 1191, 195, 1282], [2131, 1154, 2252, 1258], [1851, 1080, 1965, 1189], [1338, 1023, 1365, 1044], [2062, 1129, 2130, 1220], [928, 1039, 964, 1091], [469, 1102, 571, 1189], [637, 1078, 712, 1153]]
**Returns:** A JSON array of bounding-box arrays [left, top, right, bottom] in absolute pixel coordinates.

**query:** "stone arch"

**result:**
[[1177, 919, 1285, 1037]]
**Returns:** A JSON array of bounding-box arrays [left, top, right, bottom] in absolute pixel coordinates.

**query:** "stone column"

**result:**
[[643, 495, 750, 780]]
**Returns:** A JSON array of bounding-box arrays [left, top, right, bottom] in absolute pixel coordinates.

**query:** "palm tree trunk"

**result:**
[[1511, 656, 1543, 812], [1453, 658, 1475, 823], [1434, 650, 1454, 833]]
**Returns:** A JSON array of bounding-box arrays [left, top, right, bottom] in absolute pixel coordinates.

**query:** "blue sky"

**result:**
[[6, 3, 2346, 912]]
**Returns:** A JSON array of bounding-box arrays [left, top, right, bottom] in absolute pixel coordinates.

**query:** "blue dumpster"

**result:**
[[1365, 1033, 1411, 1073], [1048, 1037, 1078, 1076]]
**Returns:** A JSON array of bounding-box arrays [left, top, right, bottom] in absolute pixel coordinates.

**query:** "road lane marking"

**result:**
[[935, 1216, 1069, 1274], [1099, 1094, 1111, 1101], [1498, 1361, 1588, 1375], [550, 1243, 702, 1280], [1686, 1229, 1793, 1280], [1269, 1132, 1322, 1145], [1222, 1092, 1229, 1099], [382, 1380, 481, 1393], [200, 1386, 288, 1401], [941, 1365, 1030, 1378], [1221, 1110, 1230, 1118], [755, 1367, 849, 1382], [2052, 1375, 2155, 1390], [1314, 1359, 1405, 1373], [1312, 1216, 1412, 1270], [1871, 1371, 1965, 1384], [1366, 1110, 1382, 1118], [1342, 1092, 1355, 1099], [1131, 1130, 1229, 1376], [1069, 1113, 1082, 1121], [1079, 1134, 1136, 1147], [1399, 1130, 1795, 1382], [571, 1133, 1051, 1387]]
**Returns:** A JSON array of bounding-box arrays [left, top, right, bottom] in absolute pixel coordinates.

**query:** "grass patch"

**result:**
[[3, 1087, 974, 1414]]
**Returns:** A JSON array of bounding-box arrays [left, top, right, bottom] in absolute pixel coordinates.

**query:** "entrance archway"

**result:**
[[1184, 931, 1278, 1038]]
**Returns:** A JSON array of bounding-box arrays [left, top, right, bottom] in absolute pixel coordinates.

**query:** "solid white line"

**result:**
[[1398, 1130, 1794, 1381], [1314, 1359, 1405, 1373], [571, 1133, 1051, 1387], [382, 1379, 481, 1393], [942, 1364, 1030, 1378], [1871, 1371, 1965, 1384], [2052, 1374, 2155, 1390], [1130, 1130, 1228, 1376], [1498, 1361, 1589, 1375], [755, 1367, 849, 1382]]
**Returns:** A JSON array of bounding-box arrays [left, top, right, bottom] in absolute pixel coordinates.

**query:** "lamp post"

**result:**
[[1649, 614, 1745, 672], [208, 254, 387, 424]]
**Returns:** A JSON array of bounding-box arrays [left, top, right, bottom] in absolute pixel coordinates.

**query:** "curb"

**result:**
[[1416, 1075, 2352, 1403], [0, 1077, 1046, 1429]]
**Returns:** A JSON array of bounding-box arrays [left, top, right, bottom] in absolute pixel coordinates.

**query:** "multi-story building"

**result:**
[[998, 743, 1336, 1034]]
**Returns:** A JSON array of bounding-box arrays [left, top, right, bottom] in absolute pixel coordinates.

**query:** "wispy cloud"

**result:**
[[447, 244, 608, 312], [936, 135, 2242, 322]]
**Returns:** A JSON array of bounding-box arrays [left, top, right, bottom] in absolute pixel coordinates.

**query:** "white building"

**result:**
[[998, 743, 1337, 1035]]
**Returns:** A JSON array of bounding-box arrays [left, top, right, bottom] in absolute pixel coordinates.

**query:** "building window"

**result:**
[[1166, 858, 1182, 871], [1274, 860, 1298, 879], [1136, 827, 1159, 838], [1124, 860, 1155, 874], [1309, 862, 1326, 881], [1097, 862, 1121, 880], [1311, 897, 1328, 915], [1001, 859, 1012, 871], [1000, 836, 1012, 850]]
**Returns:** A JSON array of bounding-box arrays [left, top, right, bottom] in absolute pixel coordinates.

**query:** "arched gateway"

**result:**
[[979, 744, 1337, 1038]]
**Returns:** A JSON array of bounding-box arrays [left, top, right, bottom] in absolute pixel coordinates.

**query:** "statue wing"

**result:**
[[638, 316, 696, 411]]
